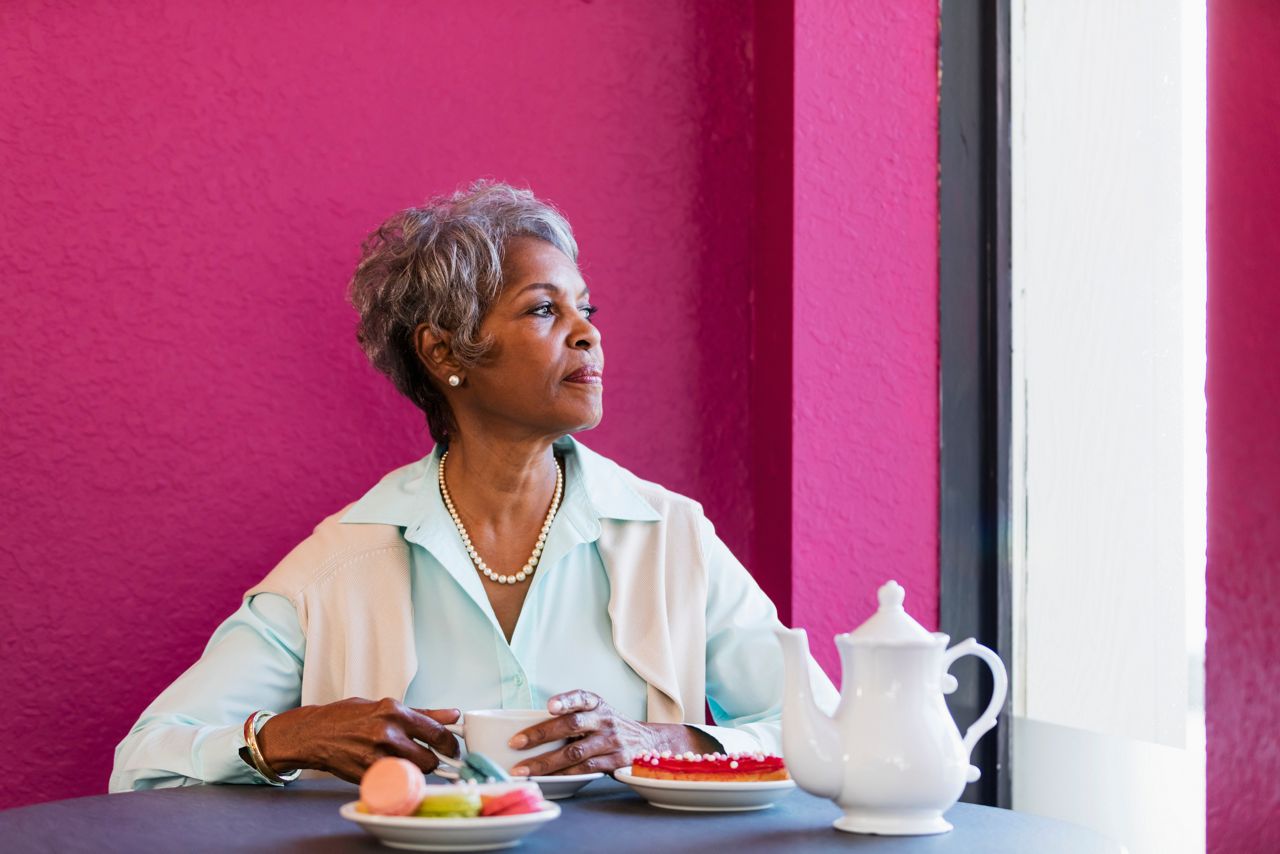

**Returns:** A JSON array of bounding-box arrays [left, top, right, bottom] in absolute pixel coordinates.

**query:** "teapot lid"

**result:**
[[846, 581, 936, 645]]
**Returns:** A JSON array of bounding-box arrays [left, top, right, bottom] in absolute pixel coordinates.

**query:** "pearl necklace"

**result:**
[[438, 451, 563, 585]]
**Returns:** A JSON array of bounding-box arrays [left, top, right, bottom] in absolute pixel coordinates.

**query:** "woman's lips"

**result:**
[[563, 367, 603, 384]]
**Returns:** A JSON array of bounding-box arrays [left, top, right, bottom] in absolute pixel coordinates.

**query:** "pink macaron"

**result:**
[[360, 757, 428, 816], [480, 786, 544, 817]]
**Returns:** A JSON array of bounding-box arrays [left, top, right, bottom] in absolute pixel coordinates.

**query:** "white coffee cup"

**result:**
[[429, 709, 565, 775]]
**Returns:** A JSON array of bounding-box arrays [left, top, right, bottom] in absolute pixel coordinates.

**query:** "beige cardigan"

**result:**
[[244, 472, 710, 725]]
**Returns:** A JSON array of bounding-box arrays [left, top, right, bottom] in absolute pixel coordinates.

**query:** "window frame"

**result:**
[[938, 0, 1013, 810]]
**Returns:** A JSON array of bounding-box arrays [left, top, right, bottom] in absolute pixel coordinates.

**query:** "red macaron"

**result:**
[[479, 787, 544, 817]]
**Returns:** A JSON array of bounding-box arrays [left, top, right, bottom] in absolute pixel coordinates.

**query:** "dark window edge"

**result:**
[[939, 0, 1013, 810]]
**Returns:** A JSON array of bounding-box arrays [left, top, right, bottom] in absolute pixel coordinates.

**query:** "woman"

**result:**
[[110, 181, 837, 790]]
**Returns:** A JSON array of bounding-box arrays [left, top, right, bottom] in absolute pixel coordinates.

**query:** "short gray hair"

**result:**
[[348, 180, 579, 443]]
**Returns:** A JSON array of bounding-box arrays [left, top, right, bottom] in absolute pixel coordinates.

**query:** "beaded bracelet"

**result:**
[[242, 710, 301, 785]]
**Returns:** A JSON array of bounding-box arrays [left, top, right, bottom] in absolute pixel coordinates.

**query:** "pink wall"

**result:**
[[786, 0, 941, 668], [749, 0, 940, 673], [1207, 1, 1280, 849], [1, 0, 941, 809], [749, 0, 797, 617], [0, 0, 754, 808]]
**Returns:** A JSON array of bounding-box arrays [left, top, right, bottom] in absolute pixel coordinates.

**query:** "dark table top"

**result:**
[[0, 776, 1123, 853]]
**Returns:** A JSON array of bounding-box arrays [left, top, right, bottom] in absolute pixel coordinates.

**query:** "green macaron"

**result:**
[[413, 789, 481, 818], [459, 752, 513, 783]]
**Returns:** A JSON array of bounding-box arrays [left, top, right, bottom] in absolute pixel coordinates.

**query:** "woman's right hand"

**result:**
[[254, 697, 461, 784]]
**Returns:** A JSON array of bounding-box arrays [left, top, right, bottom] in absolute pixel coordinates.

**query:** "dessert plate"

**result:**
[[340, 800, 560, 851], [434, 766, 603, 800], [613, 767, 795, 812]]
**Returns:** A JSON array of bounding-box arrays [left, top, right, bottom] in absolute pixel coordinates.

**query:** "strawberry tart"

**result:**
[[630, 750, 790, 783]]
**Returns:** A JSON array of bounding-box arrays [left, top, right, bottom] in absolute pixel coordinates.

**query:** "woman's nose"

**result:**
[[570, 316, 601, 350]]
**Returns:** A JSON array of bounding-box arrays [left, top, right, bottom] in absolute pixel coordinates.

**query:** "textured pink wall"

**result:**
[[1207, 1, 1280, 849], [0, 0, 753, 808], [749, 0, 797, 617], [787, 0, 940, 672]]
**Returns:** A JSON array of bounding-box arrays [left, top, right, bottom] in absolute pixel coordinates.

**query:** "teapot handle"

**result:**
[[942, 638, 1009, 783]]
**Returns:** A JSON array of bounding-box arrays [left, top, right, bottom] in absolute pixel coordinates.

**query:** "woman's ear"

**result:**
[[413, 323, 463, 386]]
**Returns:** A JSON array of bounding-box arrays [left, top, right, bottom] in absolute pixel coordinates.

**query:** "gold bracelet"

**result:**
[[243, 710, 301, 785]]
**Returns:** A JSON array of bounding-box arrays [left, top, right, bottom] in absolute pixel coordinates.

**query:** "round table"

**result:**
[[0, 777, 1123, 853]]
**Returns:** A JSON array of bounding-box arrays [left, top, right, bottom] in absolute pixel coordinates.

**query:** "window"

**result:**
[[1009, 1, 1205, 851], [941, 3, 1206, 851]]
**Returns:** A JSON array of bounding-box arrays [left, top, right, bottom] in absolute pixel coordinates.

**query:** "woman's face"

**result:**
[[456, 236, 603, 440]]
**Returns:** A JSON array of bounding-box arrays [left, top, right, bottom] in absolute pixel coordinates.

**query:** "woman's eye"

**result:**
[[529, 302, 597, 320]]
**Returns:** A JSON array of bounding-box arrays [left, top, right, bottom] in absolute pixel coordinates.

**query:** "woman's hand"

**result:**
[[506, 690, 721, 777], [255, 697, 461, 784]]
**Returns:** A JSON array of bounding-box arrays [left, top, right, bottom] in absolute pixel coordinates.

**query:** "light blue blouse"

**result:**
[[110, 436, 837, 792]]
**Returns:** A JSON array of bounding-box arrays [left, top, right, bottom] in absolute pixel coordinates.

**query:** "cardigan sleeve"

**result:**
[[690, 515, 841, 755], [108, 593, 306, 792]]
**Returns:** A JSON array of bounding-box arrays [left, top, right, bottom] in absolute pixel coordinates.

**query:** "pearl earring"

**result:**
[[448, 375, 461, 387]]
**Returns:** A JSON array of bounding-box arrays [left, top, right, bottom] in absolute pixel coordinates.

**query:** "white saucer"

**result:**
[[613, 767, 795, 812], [433, 766, 604, 800], [340, 800, 560, 851]]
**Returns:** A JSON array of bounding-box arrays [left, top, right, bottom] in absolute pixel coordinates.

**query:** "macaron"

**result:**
[[413, 786, 482, 818], [459, 752, 512, 783], [480, 786, 544, 817], [359, 757, 429, 816]]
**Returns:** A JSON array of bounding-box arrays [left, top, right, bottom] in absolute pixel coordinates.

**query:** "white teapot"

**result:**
[[774, 580, 1007, 835]]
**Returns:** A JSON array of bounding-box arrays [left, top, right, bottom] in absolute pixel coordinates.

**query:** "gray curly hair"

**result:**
[[348, 180, 579, 443]]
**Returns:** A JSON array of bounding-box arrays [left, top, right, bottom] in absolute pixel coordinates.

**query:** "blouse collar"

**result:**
[[338, 434, 661, 537]]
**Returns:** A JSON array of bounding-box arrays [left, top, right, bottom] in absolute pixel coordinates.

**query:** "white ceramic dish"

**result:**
[[613, 767, 795, 812], [434, 766, 604, 800], [340, 800, 560, 852]]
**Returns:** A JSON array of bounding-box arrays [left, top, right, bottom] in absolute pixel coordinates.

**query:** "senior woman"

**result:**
[[110, 181, 837, 791]]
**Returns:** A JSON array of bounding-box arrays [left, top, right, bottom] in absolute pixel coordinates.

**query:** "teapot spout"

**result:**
[[774, 627, 843, 799]]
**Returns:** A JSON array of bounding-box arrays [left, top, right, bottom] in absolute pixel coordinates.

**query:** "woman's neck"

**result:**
[[440, 433, 562, 530]]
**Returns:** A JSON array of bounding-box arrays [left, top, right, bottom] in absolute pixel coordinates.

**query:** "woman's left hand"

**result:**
[[506, 689, 720, 777]]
